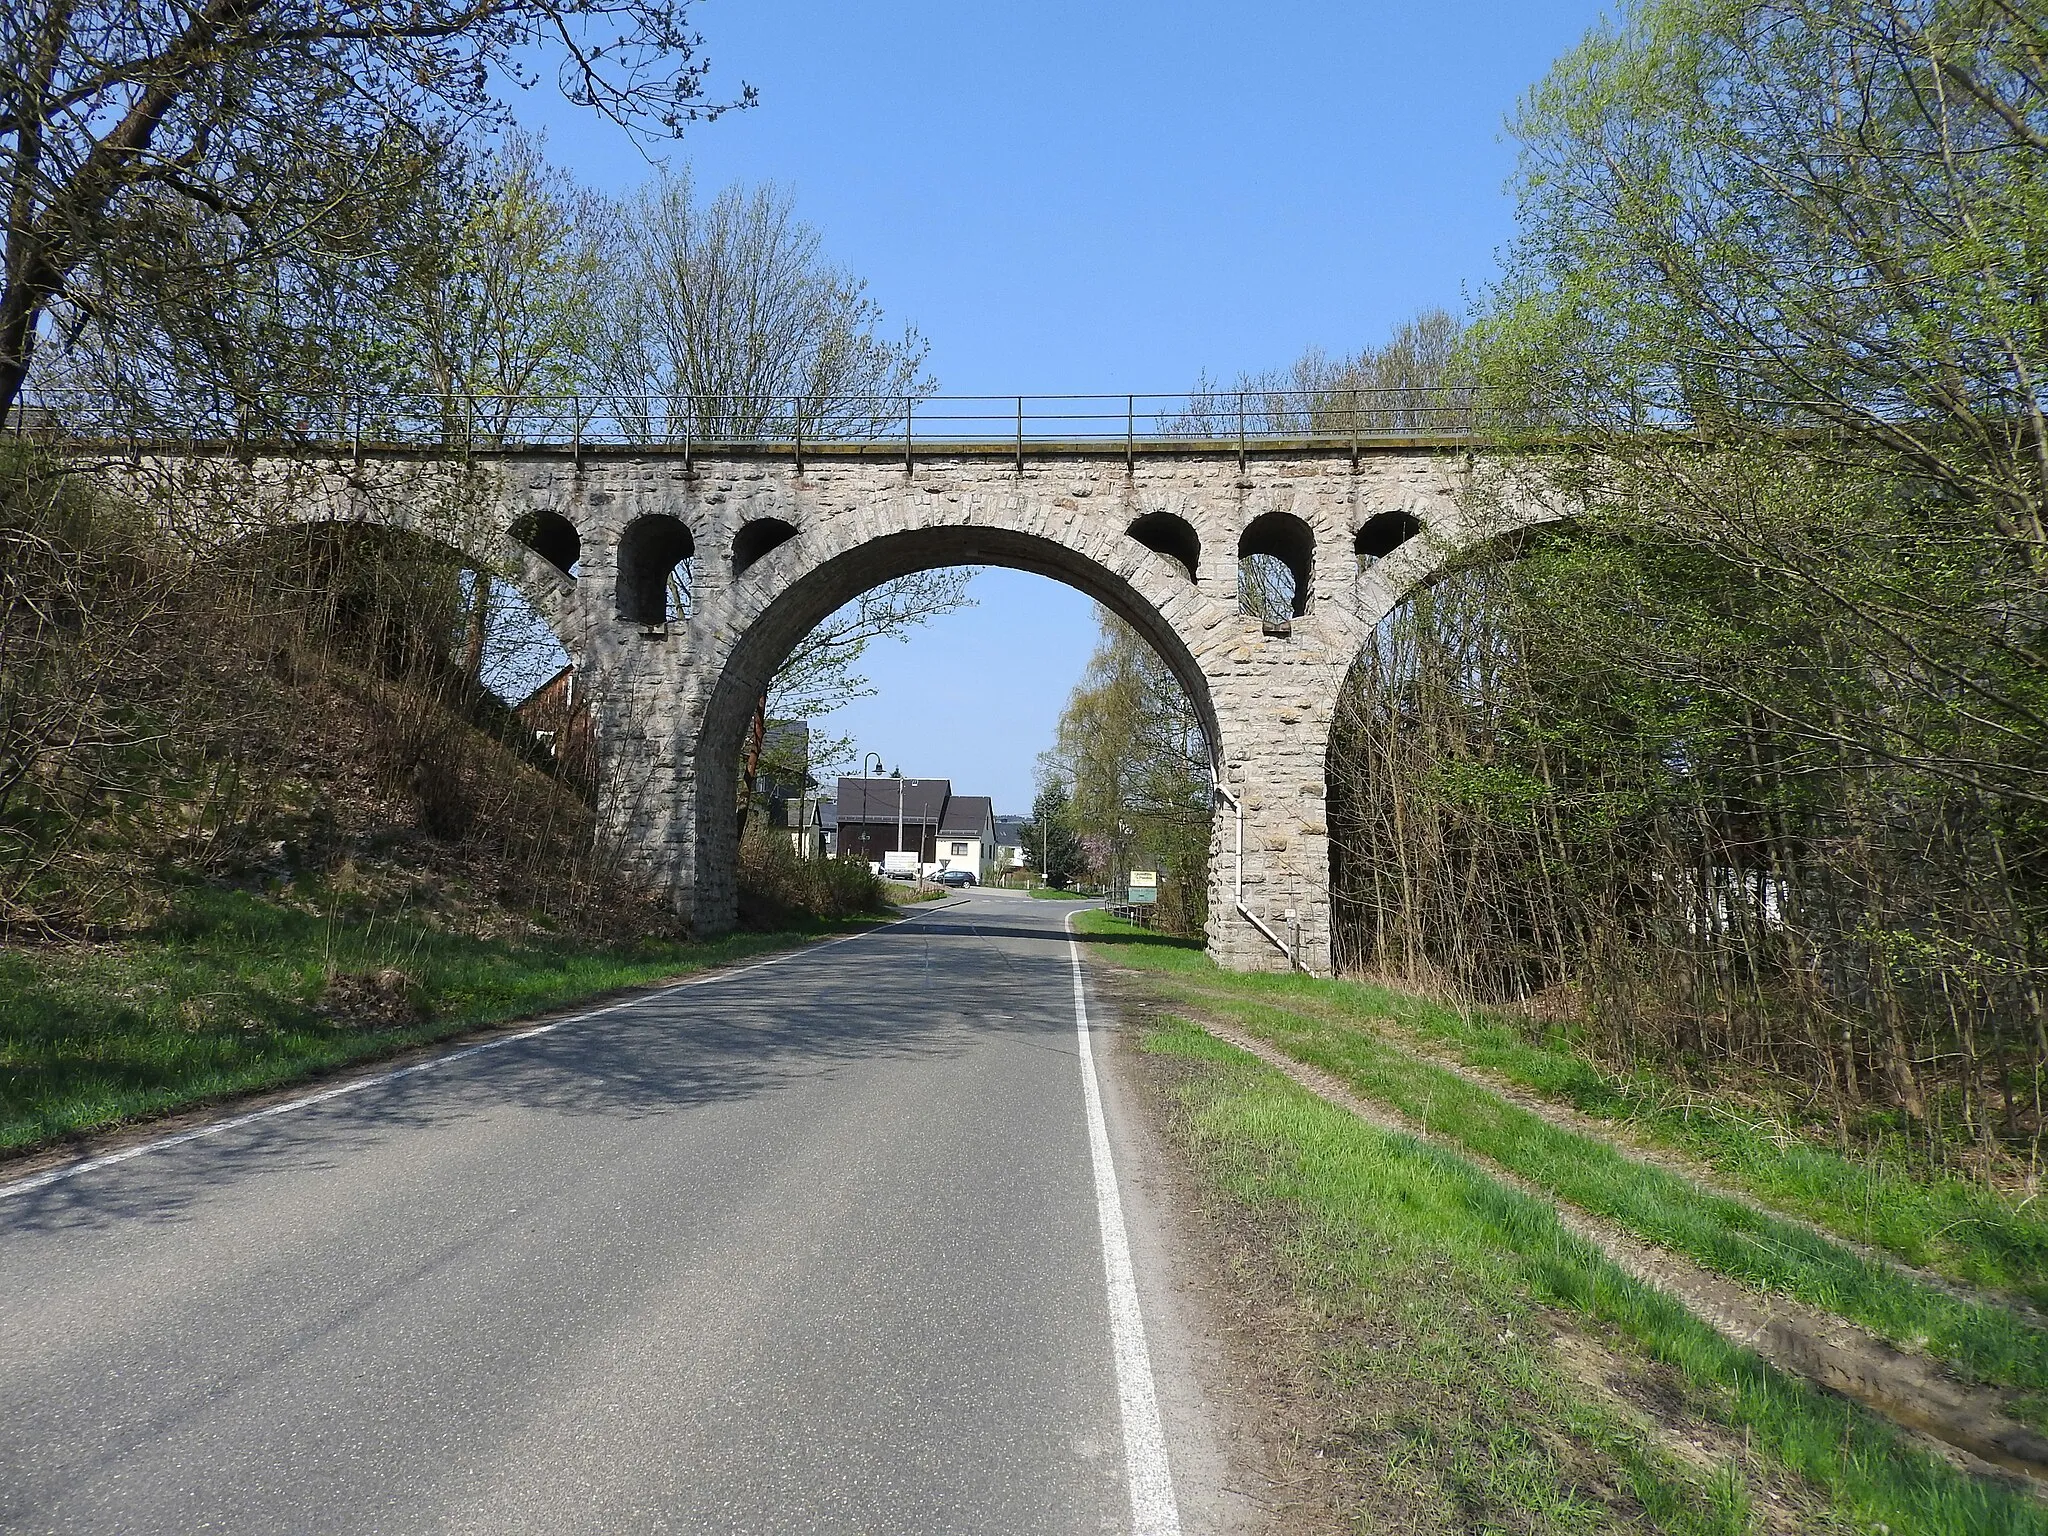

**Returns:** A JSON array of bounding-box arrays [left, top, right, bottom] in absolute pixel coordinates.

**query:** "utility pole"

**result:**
[[897, 770, 906, 863]]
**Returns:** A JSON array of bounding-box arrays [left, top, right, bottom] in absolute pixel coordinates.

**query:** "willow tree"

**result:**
[[1050, 612, 1211, 931]]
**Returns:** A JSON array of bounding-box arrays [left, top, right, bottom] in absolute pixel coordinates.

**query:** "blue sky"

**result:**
[[518, 0, 1609, 812]]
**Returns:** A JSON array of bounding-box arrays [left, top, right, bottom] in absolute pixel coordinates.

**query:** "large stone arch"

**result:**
[[688, 522, 1228, 934], [1323, 464, 1580, 974]]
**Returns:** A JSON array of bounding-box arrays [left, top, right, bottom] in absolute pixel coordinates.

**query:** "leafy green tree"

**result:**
[[412, 132, 607, 433], [1049, 610, 1211, 929], [30, 132, 465, 418], [1474, 0, 2048, 810], [1025, 780, 1087, 891], [1345, 0, 2048, 1166]]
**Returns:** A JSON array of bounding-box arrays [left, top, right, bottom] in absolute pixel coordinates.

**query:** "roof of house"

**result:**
[[817, 798, 837, 831], [836, 776, 951, 824], [514, 664, 575, 713], [992, 815, 1030, 845], [938, 795, 993, 837], [761, 719, 808, 756]]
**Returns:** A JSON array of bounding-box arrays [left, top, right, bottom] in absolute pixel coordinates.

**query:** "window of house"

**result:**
[[951, 842, 969, 856]]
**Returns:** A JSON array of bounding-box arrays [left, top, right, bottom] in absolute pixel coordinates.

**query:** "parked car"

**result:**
[[936, 868, 978, 887]]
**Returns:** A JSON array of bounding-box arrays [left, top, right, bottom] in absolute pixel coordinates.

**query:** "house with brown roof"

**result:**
[[835, 777, 997, 880]]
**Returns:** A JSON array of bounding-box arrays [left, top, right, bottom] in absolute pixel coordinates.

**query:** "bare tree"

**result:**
[[569, 169, 961, 822], [736, 568, 976, 827], [1177, 309, 1467, 437], [584, 171, 932, 440]]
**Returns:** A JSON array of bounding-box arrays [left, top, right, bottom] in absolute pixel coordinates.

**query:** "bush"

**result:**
[[735, 828, 885, 927]]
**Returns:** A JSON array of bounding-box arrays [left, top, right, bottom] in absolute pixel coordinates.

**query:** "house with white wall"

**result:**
[[992, 815, 1030, 873], [935, 796, 995, 880]]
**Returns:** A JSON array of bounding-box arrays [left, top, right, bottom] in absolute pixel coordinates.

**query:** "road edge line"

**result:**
[[0, 909, 926, 1203], [1066, 910, 1182, 1536]]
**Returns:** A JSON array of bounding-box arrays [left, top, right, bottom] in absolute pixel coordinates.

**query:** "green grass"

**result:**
[[1079, 909, 2048, 1305], [1, 884, 881, 1154], [1320, 983, 2048, 1309], [1028, 886, 1095, 900], [1146, 1012, 2048, 1535], [1078, 911, 2048, 1412]]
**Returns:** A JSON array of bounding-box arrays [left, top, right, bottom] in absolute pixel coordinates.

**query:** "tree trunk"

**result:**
[[462, 569, 491, 689], [735, 692, 768, 835]]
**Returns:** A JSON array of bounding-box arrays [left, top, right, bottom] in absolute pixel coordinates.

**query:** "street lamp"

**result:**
[[862, 752, 883, 864]]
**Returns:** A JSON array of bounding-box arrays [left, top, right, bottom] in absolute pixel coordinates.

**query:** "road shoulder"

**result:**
[[1090, 952, 1358, 1534]]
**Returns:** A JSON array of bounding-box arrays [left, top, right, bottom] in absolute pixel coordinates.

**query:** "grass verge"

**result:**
[[1143, 1010, 2048, 1535], [1078, 909, 2048, 1304], [1078, 912, 2048, 1417], [2, 883, 882, 1156]]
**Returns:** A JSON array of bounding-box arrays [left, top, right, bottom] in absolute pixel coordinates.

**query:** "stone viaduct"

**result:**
[[113, 434, 1554, 973]]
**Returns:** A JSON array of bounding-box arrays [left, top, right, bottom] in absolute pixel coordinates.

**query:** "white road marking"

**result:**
[[1066, 911, 1182, 1536], [0, 913, 932, 1203]]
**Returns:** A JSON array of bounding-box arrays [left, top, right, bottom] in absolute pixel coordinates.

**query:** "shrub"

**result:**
[[735, 827, 884, 927]]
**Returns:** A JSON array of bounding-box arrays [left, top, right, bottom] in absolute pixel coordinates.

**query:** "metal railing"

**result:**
[[6, 387, 1490, 458]]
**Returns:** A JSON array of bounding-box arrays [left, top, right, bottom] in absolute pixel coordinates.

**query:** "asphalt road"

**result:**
[[0, 892, 1220, 1535]]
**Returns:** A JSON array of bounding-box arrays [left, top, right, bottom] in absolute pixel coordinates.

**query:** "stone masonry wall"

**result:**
[[131, 443, 1555, 973]]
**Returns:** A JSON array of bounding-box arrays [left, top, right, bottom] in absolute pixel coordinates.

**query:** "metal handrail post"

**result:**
[[1126, 394, 1134, 473], [1351, 387, 1360, 468], [793, 401, 804, 474], [1015, 395, 1023, 476], [1236, 392, 1246, 473], [571, 394, 582, 465], [903, 394, 913, 474], [1211, 776, 1300, 971]]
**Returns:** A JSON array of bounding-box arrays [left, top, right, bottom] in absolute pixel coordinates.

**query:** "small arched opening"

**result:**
[[617, 514, 696, 626], [509, 510, 580, 577], [1238, 512, 1314, 629], [1126, 511, 1200, 581], [733, 518, 799, 577], [1356, 510, 1423, 565]]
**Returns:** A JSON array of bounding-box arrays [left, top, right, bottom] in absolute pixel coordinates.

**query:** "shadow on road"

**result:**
[[1, 917, 1083, 1237]]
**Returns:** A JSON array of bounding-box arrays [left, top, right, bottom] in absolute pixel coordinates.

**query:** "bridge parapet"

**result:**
[[12, 386, 1495, 461]]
